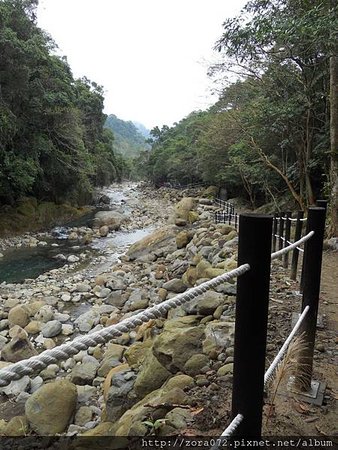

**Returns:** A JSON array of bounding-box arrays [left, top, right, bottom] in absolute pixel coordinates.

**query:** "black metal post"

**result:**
[[272, 214, 278, 253], [316, 199, 328, 211], [231, 214, 272, 437], [290, 210, 304, 280], [278, 211, 285, 258], [283, 211, 292, 268], [296, 207, 326, 391]]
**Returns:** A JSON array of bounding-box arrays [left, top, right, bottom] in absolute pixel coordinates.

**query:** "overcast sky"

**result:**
[[37, 0, 247, 130]]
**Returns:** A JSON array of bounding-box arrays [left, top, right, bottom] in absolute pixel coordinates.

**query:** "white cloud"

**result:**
[[37, 0, 247, 129]]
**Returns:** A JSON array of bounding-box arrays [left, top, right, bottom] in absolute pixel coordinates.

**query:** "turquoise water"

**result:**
[[0, 241, 83, 284]]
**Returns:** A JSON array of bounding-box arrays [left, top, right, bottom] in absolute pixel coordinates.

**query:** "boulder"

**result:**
[[126, 226, 177, 261], [4, 416, 29, 436], [202, 321, 235, 357], [99, 225, 109, 237], [74, 406, 93, 426], [24, 320, 42, 334], [1, 335, 38, 362], [114, 385, 188, 436], [133, 352, 171, 397], [165, 407, 193, 430], [174, 197, 197, 221], [196, 291, 224, 316], [176, 230, 192, 249], [217, 363, 234, 377], [8, 305, 30, 328], [93, 211, 124, 230], [152, 317, 205, 372], [41, 320, 62, 338], [98, 344, 126, 377], [25, 380, 77, 435], [70, 362, 98, 385], [105, 366, 137, 422], [162, 278, 187, 293], [183, 353, 209, 376], [75, 309, 100, 332], [124, 340, 152, 368]]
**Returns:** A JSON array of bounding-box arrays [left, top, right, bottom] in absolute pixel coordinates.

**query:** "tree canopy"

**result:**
[[0, 0, 122, 206], [144, 0, 337, 219]]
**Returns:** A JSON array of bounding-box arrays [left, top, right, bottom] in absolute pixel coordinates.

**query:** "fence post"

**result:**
[[272, 214, 278, 253], [283, 211, 292, 268], [316, 199, 328, 211], [231, 214, 272, 437], [290, 210, 304, 280], [278, 211, 285, 258], [295, 207, 326, 391]]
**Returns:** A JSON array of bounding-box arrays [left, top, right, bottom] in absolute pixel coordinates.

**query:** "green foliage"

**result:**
[[145, 0, 332, 209], [0, 0, 122, 206]]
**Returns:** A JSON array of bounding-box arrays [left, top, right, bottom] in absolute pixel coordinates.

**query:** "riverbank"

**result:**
[[0, 182, 336, 442]]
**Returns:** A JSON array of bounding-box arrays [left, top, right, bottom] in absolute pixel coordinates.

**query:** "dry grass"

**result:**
[[265, 333, 309, 424]]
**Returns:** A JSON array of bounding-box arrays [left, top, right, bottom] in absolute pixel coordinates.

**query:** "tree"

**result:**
[[213, 0, 336, 209]]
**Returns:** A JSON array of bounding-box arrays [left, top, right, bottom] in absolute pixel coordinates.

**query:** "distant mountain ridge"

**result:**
[[132, 121, 151, 139], [104, 114, 150, 159]]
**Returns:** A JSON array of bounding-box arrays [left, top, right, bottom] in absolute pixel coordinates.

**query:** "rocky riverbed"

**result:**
[[0, 182, 240, 437], [0, 183, 336, 443]]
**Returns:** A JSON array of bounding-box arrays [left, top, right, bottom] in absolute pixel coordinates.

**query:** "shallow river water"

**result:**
[[0, 184, 152, 284]]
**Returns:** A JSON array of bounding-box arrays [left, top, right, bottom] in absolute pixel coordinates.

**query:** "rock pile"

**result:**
[[0, 183, 238, 437]]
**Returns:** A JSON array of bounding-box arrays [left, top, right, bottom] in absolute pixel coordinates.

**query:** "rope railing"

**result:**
[[273, 234, 304, 252], [271, 231, 314, 260], [264, 305, 309, 386], [275, 216, 307, 222], [210, 414, 244, 449], [0, 264, 250, 388]]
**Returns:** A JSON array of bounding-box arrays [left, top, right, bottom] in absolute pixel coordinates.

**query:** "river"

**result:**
[[0, 183, 155, 284]]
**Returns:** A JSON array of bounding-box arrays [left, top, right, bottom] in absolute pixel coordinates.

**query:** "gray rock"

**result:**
[[41, 320, 62, 338], [74, 406, 93, 426], [105, 367, 137, 421], [35, 305, 54, 323], [74, 310, 100, 332], [106, 277, 127, 291], [67, 255, 80, 263], [162, 278, 187, 293], [105, 290, 128, 308], [0, 319, 9, 331], [76, 283, 91, 293], [0, 335, 8, 350], [70, 362, 98, 385], [29, 376, 44, 393], [76, 385, 97, 403], [1, 376, 31, 396]]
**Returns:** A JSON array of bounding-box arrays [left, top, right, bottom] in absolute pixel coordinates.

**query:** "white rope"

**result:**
[[210, 414, 244, 449], [271, 231, 314, 260], [0, 264, 250, 387], [275, 216, 307, 222], [273, 234, 305, 253], [264, 305, 309, 386]]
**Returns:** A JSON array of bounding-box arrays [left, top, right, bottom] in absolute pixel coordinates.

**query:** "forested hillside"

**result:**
[[0, 0, 123, 207], [105, 114, 150, 159], [143, 0, 337, 231]]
